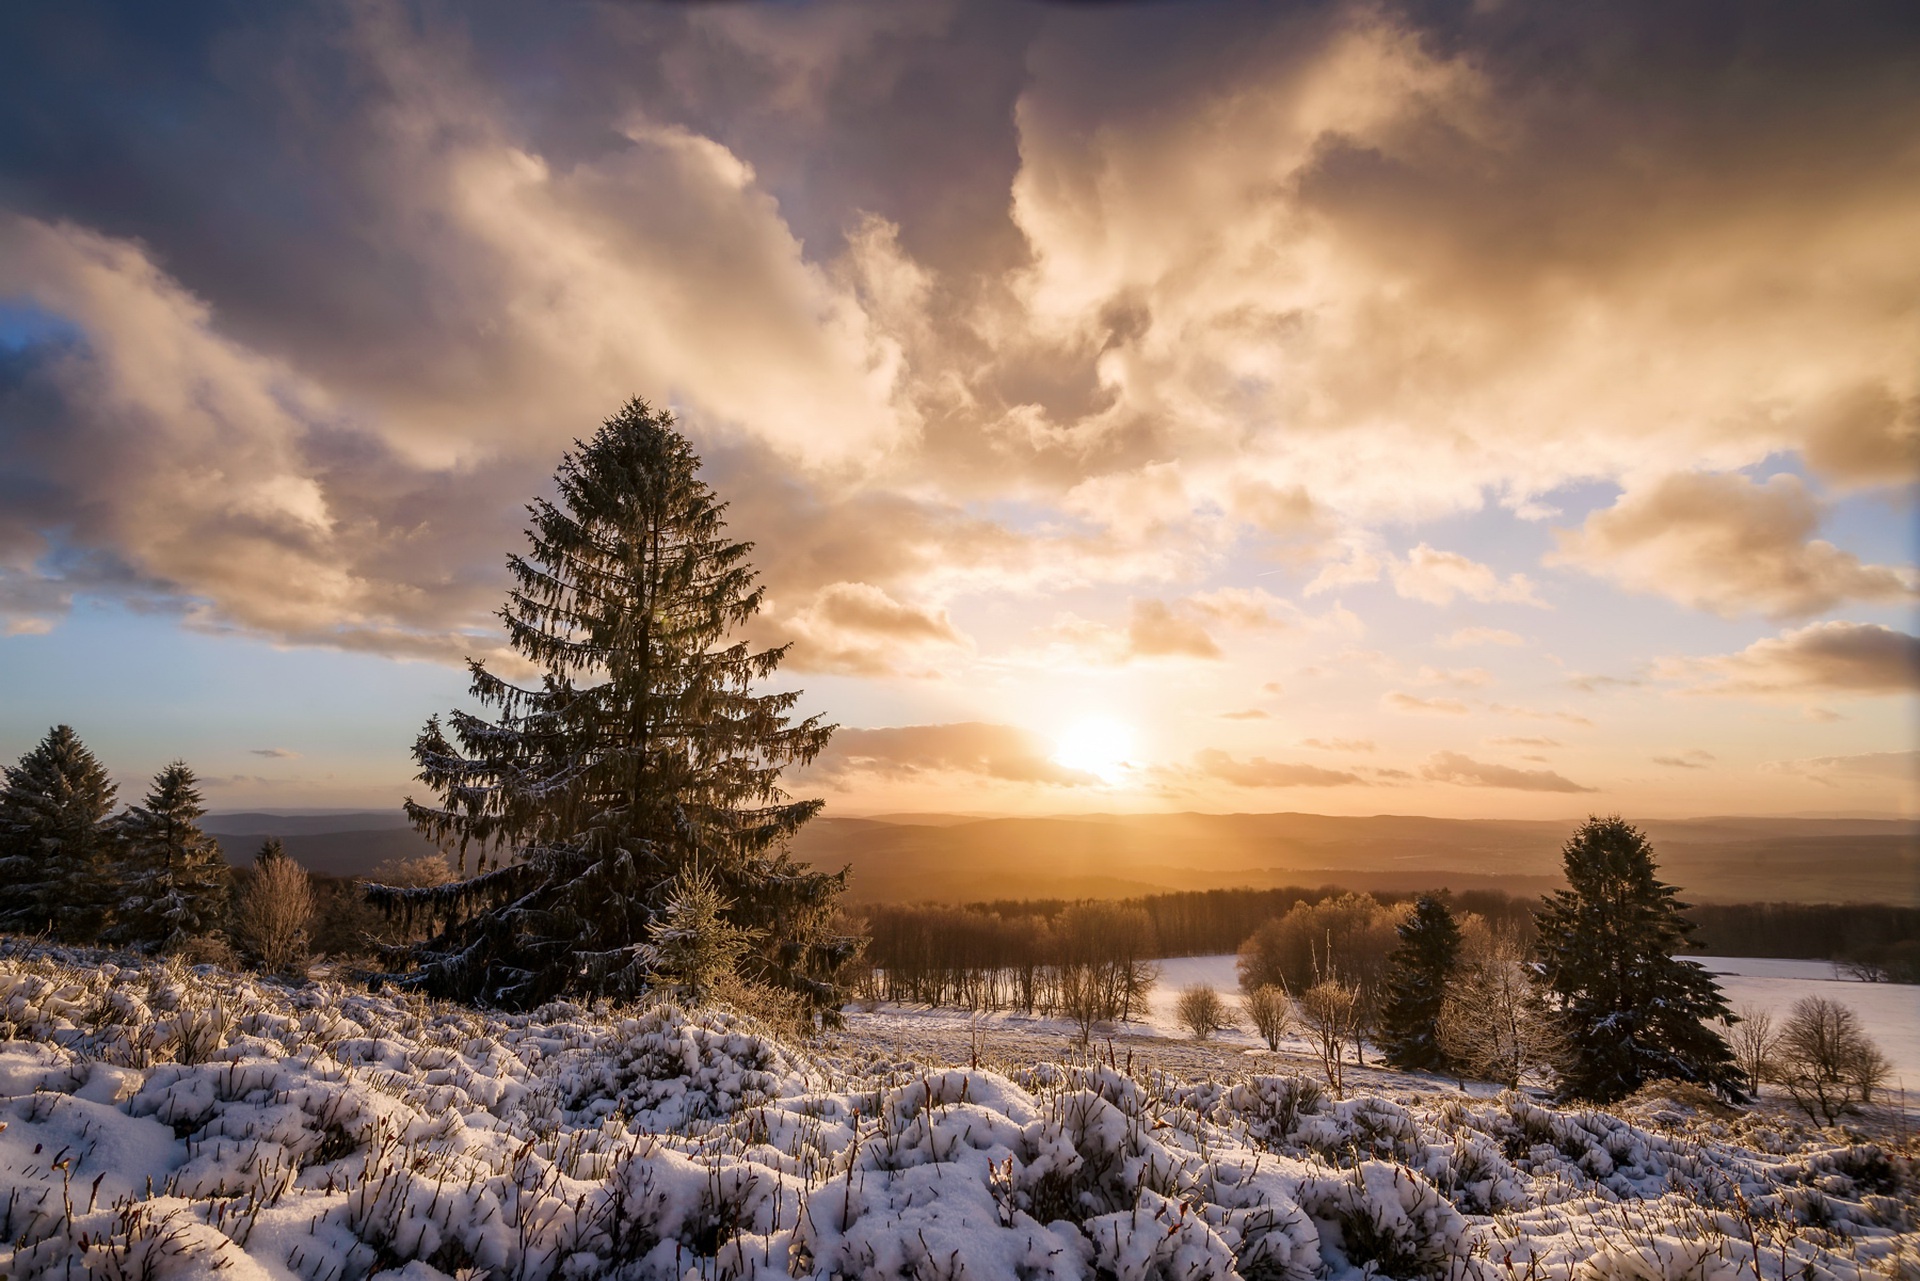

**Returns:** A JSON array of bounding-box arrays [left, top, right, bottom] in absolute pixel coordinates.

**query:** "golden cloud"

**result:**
[[1553, 473, 1914, 619], [1421, 751, 1595, 794], [1662, 621, 1919, 698]]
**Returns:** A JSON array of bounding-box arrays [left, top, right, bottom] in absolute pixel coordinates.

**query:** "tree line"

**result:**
[[0, 724, 325, 970], [858, 885, 1917, 995]]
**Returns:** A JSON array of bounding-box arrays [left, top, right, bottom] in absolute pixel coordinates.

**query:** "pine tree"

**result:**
[[0, 725, 118, 941], [370, 398, 851, 1010], [1377, 893, 1461, 1072], [109, 761, 229, 953], [1531, 815, 1741, 1102]]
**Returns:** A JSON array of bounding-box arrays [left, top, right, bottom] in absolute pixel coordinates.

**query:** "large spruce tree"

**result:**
[[0, 725, 118, 942], [109, 761, 229, 953], [370, 398, 851, 1010], [1377, 893, 1461, 1073], [1531, 815, 1741, 1102]]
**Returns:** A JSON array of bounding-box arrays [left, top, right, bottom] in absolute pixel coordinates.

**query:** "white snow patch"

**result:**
[[0, 944, 1912, 1281]]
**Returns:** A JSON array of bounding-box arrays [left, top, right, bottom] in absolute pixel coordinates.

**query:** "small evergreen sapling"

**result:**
[[109, 761, 230, 953], [640, 865, 758, 1006], [1531, 814, 1741, 1102], [0, 725, 118, 942], [1377, 893, 1461, 1073]]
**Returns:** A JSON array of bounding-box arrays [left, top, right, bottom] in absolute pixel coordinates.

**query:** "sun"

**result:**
[[1052, 716, 1137, 786]]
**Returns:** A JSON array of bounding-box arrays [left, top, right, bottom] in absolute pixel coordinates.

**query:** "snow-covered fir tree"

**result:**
[[1377, 893, 1461, 1073], [108, 761, 229, 953], [1531, 815, 1741, 1102], [370, 398, 852, 1010], [0, 725, 118, 942]]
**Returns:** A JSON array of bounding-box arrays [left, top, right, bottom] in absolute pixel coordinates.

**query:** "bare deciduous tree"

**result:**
[[1176, 984, 1231, 1041], [1437, 921, 1563, 1089], [1241, 983, 1292, 1051], [1297, 979, 1359, 1098], [1776, 996, 1892, 1124], [233, 842, 314, 977], [1722, 1003, 1780, 1098]]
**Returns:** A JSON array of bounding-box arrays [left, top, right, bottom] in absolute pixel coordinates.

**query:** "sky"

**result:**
[[0, 0, 1914, 820]]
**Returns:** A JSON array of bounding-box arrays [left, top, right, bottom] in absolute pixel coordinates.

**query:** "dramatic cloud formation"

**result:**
[[1422, 752, 1595, 794], [1554, 473, 1914, 619], [0, 0, 1912, 816]]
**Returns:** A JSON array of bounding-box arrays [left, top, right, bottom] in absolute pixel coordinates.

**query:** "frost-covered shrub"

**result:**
[[0, 944, 1914, 1281]]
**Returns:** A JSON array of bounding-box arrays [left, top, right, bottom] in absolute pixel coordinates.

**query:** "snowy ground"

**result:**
[[3, 945, 1915, 1281], [1142, 955, 1920, 1100], [1693, 957, 1920, 1096]]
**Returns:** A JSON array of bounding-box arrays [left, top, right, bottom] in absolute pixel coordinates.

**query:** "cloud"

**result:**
[[1422, 751, 1596, 794], [1662, 621, 1919, 697], [1438, 627, 1524, 649], [1553, 473, 1914, 619], [1761, 749, 1917, 784], [0, 0, 1913, 687], [1218, 709, 1271, 720], [1304, 737, 1375, 752], [1128, 599, 1222, 659], [1489, 736, 1559, 749], [781, 581, 969, 676], [1486, 704, 1594, 728], [1191, 749, 1365, 788], [1384, 691, 1469, 715], [1415, 665, 1492, 688], [1651, 750, 1714, 770], [1036, 597, 1226, 665], [249, 748, 300, 759], [1389, 545, 1544, 608], [802, 722, 1097, 787]]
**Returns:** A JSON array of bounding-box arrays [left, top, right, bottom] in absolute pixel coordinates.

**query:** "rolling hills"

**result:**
[[204, 809, 1919, 905]]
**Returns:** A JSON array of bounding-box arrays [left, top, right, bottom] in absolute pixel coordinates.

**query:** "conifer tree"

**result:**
[[641, 866, 759, 1007], [370, 398, 851, 1010], [1377, 893, 1461, 1072], [109, 761, 229, 953], [0, 725, 118, 941], [1531, 815, 1741, 1102]]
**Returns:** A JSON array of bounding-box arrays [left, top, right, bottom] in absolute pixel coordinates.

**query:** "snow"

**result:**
[[1693, 956, 1920, 1095], [2, 946, 1915, 1279]]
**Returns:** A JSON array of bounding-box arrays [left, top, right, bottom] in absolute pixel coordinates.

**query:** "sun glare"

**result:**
[[1052, 716, 1137, 786]]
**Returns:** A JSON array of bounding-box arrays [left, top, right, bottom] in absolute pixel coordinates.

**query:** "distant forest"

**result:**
[[853, 886, 1920, 1010]]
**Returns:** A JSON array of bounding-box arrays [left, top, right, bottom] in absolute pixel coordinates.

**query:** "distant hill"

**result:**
[[205, 810, 440, 876], [204, 809, 1919, 904]]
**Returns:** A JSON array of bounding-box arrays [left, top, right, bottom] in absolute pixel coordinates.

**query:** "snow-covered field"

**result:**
[[2, 946, 1916, 1281], [1694, 957, 1920, 1095], [1146, 955, 1920, 1096]]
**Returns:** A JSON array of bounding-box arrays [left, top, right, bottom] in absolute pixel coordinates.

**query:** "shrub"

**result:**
[[1298, 979, 1360, 1098], [1242, 983, 1292, 1051], [1175, 983, 1230, 1040], [232, 842, 315, 977]]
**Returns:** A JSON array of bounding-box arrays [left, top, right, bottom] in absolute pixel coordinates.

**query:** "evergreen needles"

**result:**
[[1532, 814, 1742, 1102], [369, 398, 853, 1011]]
